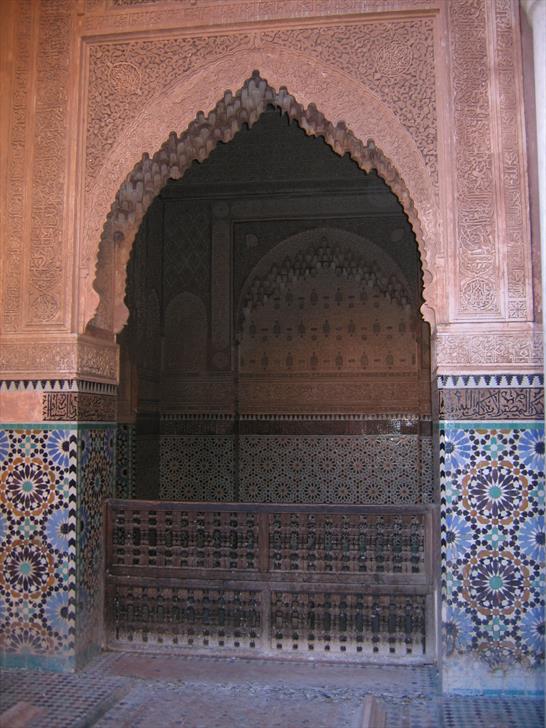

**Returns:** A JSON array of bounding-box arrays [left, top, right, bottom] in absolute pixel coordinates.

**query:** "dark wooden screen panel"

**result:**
[[105, 500, 436, 662]]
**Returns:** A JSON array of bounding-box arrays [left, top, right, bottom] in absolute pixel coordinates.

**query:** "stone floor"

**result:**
[[0, 651, 544, 727]]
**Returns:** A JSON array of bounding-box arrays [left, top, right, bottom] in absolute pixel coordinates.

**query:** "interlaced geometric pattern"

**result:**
[[158, 434, 433, 505], [240, 434, 427, 504], [159, 435, 235, 501]]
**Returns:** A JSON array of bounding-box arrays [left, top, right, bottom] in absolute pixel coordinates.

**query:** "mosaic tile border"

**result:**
[[0, 426, 78, 670], [159, 433, 433, 505], [115, 424, 135, 499], [0, 379, 118, 394], [439, 420, 545, 686], [437, 374, 543, 389], [0, 423, 116, 670]]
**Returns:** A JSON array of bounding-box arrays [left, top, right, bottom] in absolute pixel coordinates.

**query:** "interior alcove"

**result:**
[[115, 106, 432, 505]]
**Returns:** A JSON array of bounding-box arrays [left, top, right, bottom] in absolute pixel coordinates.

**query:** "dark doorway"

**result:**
[[109, 107, 435, 662]]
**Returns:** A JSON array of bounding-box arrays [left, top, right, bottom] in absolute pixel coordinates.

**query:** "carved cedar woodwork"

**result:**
[[105, 500, 434, 660]]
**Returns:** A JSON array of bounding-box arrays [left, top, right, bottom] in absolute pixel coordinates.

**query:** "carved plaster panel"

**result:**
[[25, 0, 72, 329], [0, 337, 119, 383], [238, 234, 420, 382], [43, 392, 117, 421], [85, 34, 251, 187], [448, 0, 532, 322], [2, 0, 33, 333], [238, 377, 422, 415], [438, 387, 544, 420], [160, 377, 235, 413], [434, 328, 543, 372], [261, 19, 437, 183], [163, 292, 207, 373], [84, 18, 437, 189], [491, 0, 531, 321]]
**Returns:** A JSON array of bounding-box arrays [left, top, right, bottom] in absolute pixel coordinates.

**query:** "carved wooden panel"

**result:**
[[105, 500, 434, 661], [110, 506, 259, 571], [268, 512, 426, 575], [270, 591, 426, 658], [111, 583, 263, 651]]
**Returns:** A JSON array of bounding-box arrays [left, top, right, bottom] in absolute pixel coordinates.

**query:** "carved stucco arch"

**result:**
[[83, 52, 440, 335]]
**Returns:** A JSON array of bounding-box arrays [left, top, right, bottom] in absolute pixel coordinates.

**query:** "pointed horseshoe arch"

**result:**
[[86, 72, 438, 336]]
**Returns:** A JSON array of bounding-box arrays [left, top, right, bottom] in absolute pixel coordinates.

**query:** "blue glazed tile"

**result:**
[[440, 420, 545, 680]]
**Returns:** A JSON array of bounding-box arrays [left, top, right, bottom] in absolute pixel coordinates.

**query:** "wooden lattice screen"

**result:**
[[105, 500, 436, 662]]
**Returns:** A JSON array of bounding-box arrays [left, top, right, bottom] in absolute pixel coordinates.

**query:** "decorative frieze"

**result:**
[[435, 329, 543, 370], [437, 374, 543, 389], [439, 388, 544, 421], [84, 0, 437, 34], [43, 392, 117, 422], [0, 338, 119, 383]]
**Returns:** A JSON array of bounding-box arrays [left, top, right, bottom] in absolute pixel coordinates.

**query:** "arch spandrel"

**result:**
[[82, 53, 440, 337]]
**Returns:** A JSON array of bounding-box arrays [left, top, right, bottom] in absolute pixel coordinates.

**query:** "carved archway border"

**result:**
[[88, 71, 437, 335]]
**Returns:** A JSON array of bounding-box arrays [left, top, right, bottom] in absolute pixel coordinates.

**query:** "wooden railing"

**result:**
[[105, 500, 436, 662]]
